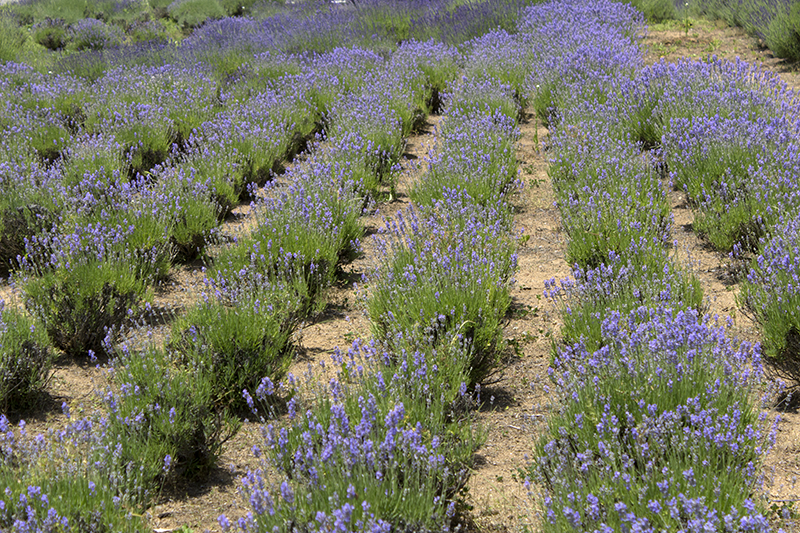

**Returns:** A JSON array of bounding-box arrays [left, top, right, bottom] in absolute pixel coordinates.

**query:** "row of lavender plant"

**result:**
[[569, 20, 800, 390], [517, 1, 777, 531], [0, 38, 464, 532], [213, 48, 526, 531]]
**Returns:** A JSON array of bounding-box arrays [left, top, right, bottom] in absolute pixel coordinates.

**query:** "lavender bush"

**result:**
[[740, 214, 800, 376], [326, 93, 405, 200], [19, 207, 171, 358], [528, 307, 773, 532], [0, 165, 60, 274], [169, 282, 301, 412], [32, 17, 68, 50], [411, 77, 520, 209], [209, 161, 363, 312], [0, 413, 150, 532], [146, 167, 222, 261], [545, 239, 704, 353], [548, 128, 671, 268], [67, 18, 126, 51], [220, 339, 482, 533], [0, 304, 52, 414], [106, 342, 241, 479], [368, 204, 517, 387], [765, 1, 800, 60]]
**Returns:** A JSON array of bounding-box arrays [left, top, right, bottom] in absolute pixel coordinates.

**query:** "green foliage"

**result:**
[[107, 344, 241, 479], [170, 287, 300, 411], [87, 0, 149, 27], [621, 0, 677, 22], [168, 0, 226, 30], [0, 306, 52, 413], [357, 3, 413, 43], [164, 191, 221, 262], [22, 0, 89, 25], [219, 0, 260, 16], [29, 123, 71, 165], [33, 22, 68, 51], [766, 2, 800, 61], [23, 261, 146, 358], [0, 192, 59, 275]]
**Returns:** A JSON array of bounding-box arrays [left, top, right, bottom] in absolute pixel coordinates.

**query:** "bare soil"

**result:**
[[1, 17, 799, 533]]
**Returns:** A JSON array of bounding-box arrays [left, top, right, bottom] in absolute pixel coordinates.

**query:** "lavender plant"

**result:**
[[167, 0, 225, 30], [67, 18, 126, 51], [0, 165, 60, 274], [765, 1, 800, 60], [520, 0, 646, 125], [105, 342, 241, 479], [209, 165, 363, 311], [326, 93, 405, 199], [662, 114, 800, 253], [410, 105, 520, 209], [545, 240, 704, 354], [368, 204, 517, 387], [0, 414, 150, 533], [221, 339, 482, 533], [61, 133, 126, 189], [549, 131, 671, 268], [528, 307, 772, 532], [19, 209, 171, 358], [391, 39, 462, 113], [32, 17, 69, 50], [0, 13, 27, 62], [464, 30, 534, 98], [146, 167, 222, 261], [169, 282, 302, 412], [0, 304, 52, 414], [83, 98, 175, 178], [199, 87, 312, 193], [740, 214, 800, 376]]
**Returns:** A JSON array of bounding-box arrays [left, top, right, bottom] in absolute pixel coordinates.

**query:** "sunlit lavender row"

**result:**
[[521, 1, 782, 531]]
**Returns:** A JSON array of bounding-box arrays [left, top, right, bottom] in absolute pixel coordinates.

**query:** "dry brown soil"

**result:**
[[1, 17, 799, 533]]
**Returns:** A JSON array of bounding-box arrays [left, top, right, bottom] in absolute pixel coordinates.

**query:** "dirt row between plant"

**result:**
[[462, 114, 569, 532]]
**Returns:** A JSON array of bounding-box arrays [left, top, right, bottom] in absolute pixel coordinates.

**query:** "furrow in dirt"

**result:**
[[293, 115, 443, 369], [464, 114, 570, 532]]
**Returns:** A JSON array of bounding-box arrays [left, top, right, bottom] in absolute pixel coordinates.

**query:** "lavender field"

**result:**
[[0, 0, 799, 531]]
